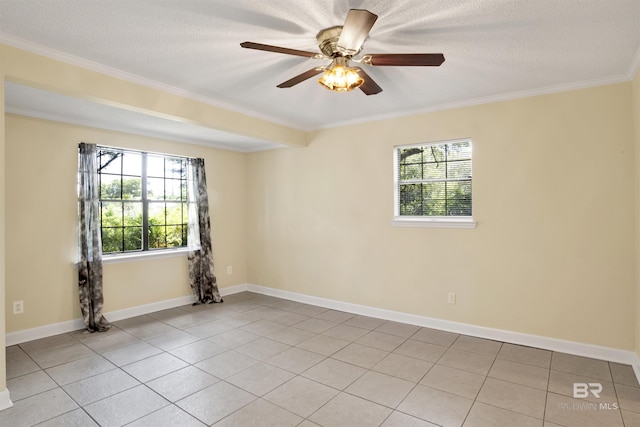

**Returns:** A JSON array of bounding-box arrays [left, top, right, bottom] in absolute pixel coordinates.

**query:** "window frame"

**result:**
[[392, 138, 476, 229], [96, 146, 191, 257]]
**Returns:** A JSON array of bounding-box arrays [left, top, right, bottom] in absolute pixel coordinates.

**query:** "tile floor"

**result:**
[[3, 291, 640, 426]]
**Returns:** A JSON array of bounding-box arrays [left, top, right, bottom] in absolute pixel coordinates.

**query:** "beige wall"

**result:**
[[247, 83, 636, 350], [4, 114, 248, 332]]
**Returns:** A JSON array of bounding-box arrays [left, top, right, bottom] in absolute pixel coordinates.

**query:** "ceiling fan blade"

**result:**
[[337, 9, 378, 55], [362, 53, 445, 66], [277, 67, 325, 88], [240, 41, 319, 58], [353, 67, 382, 95]]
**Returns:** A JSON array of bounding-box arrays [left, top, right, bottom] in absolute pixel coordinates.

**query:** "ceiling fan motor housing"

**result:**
[[317, 26, 357, 57]]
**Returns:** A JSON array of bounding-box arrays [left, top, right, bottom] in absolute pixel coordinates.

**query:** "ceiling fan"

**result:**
[[240, 9, 445, 95]]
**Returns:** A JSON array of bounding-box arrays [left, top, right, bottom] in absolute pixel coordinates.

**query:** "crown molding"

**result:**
[[0, 33, 306, 131], [317, 73, 632, 131]]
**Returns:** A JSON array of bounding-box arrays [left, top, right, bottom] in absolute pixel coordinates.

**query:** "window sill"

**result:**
[[102, 248, 190, 265], [392, 217, 477, 229]]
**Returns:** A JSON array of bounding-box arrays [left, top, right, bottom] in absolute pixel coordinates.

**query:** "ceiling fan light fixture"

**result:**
[[317, 57, 363, 92]]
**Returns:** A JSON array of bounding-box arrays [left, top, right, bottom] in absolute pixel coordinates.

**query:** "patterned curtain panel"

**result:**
[[187, 158, 223, 304], [77, 143, 111, 332]]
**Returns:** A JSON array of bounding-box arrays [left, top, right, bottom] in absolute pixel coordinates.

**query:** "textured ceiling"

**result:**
[[2, 0, 640, 150]]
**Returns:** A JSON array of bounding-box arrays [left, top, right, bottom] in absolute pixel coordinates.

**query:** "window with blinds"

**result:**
[[395, 139, 472, 218], [97, 147, 189, 254]]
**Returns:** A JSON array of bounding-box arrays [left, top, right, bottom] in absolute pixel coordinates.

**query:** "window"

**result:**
[[394, 139, 475, 228], [97, 147, 189, 254]]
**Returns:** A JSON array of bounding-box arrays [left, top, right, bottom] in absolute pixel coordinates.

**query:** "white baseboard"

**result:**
[[247, 284, 639, 366], [0, 389, 13, 411], [5, 284, 248, 346]]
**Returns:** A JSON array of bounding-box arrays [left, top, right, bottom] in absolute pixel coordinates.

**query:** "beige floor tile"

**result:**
[[84, 385, 169, 427], [100, 341, 163, 366], [181, 320, 235, 339], [6, 370, 58, 401], [121, 352, 187, 383], [610, 362, 640, 387], [411, 327, 459, 347], [322, 324, 369, 341], [477, 378, 547, 419], [314, 309, 355, 323], [271, 311, 310, 326], [126, 322, 180, 341], [265, 346, 325, 374], [615, 383, 640, 413], [266, 326, 315, 346], [294, 317, 339, 334], [548, 370, 617, 403], [302, 357, 367, 390], [19, 333, 79, 354], [356, 330, 407, 351], [62, 368, 139, 406], [551, 352, 612, 382], [309, 392, 392, 427], [75, 328, 141, 353], [373, 352, 433, 382], [381, 411, 439, 426], [331, 342, 389, 368], [214, 398, 302, 426], [211, 328, 259, 348], [264, 376, 338, 417], [45, 354, 116, 386], [226, 362, 295, 396], [420, 364, 485, 399], [145, 330, 200, 351], [36, 408, 100, 427], [234, 337, 291, 361], [497, 343, 552, 368], [343, 314, 387, 330], [0, 388, 78, 427], [194, 350, 257, 379], [451, 335, 502, 357], [288, 303, 329, 317], [346, 370, 414, 408], [437, 348, 496, 376], [394, 339, 448, 362], [240, 319, 288, 336], [488, 358, 549, 390], [463, 401, 543, 427], [375, 321, 421, 338], [146, 366, 218, 402], [544, 392, 624, 427], [168, 339, 227, 364], [126, 404, 206, 427], [176, 382, 255, 425], [6, 346, 41, 379], [398, 384, 474, 427], [28, 342, 96, 370], [622, 409, 640, 426], [296, 334, 350, 356]]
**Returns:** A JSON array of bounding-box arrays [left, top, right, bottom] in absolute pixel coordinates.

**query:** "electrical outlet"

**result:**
[[447, 292, 456, 304], [13, 300, 24, 315], [227, 265, 233, 275]]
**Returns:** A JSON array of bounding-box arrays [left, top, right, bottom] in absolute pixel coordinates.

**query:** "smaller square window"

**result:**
[[394, 139, 475, 228]]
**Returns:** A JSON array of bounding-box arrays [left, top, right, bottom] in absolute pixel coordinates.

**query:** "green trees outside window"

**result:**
[[98, 148, 188, 254], [397, 140, 472, 217]]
